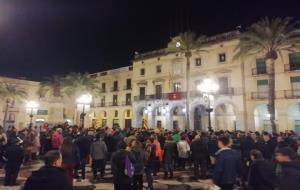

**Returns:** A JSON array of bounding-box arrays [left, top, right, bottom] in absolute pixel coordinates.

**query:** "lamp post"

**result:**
[[26, 101, 39, 128], [197, 79, 219, 132], [77, 94, 92, 128]]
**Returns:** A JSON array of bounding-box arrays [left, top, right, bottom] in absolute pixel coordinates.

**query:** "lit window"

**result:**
[[219, 53, 226, 63]]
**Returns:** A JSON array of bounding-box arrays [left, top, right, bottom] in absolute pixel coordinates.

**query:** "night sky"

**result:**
[[0, 0, 299, 80]]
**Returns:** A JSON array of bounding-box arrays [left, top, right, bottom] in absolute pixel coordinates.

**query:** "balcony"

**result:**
[[252, 67, 273, 76], [284, 90, 300, 99], [122, 101, 132, 106], [110, 87, 119, 92], [91, 102, 106, 108], [123, 86, 132, 90], [134, 94, 168, 101], [109, 102, 119, 106], [251, 92, 269, 100], [284, 64, 300, 72]]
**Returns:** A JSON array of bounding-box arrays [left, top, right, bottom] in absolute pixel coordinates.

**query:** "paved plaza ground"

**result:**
[[0, 160, 222, 190]]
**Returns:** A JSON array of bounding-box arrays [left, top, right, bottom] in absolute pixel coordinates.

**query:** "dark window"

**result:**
[[101, 96, 105, 106], [156, 65, 162, 73], [126, 79, 131, 89], [102, 83, 106, 92], [126, 110, 130, 117], [256, 58, 266, 74], [139, 87, 146, 100], [115, 110, 118, 117], [157, 120, 162, 128], [195, 58, 202, 66], [155, 85, 162, 99], [219, 53, 226, 63], [113, 81, 118, 91], [140, 68, 145, 76], [289, 53, 300, 70]]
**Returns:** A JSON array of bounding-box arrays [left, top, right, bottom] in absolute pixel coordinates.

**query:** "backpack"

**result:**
[[124, 155, 135, 178]]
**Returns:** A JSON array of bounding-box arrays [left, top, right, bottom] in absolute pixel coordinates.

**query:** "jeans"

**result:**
[[145, 166, 153, 190], [74, 158, 86, 179], [92, 159, 106, 178]]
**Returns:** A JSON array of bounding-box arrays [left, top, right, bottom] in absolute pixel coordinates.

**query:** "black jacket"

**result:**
[[248, 160, 276, 190], [191, 138, 209, 160], [3, 144, 24, 167], [277, 159, 300, 190], [75, 135, 91, 159], [163, 140, 176, 164], [111, 149, 134, 184], [23, 166, 72, 190]]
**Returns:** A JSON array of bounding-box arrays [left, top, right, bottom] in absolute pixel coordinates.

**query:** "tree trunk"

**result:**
[[185, 51, 192, 129], [3, 100, 9, 130], [267, 58, 276, 133]]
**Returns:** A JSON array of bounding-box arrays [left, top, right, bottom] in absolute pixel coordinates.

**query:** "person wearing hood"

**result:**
[[23, 150, 72, 190], [163, 135, 176, 179], [275, 147, 300, 190]]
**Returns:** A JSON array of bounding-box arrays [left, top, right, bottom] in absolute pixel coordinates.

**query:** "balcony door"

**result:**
[[256, 58, 266, 74], [291, 76, 300, 97], [139, 87, 146, 100], [155, 84, 162, 99], [257, 80, 269, 98]]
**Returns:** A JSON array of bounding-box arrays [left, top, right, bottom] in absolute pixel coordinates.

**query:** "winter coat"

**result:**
[[213, 148, 241, 185], [90, 139, 107, 160], [163, 140, 176, 164], [276, 159, 300, 190], [61, 144, 80, 165], [75, 135, 92, 159], [23, 166, 72, 190], [111, 149, 135, 185], [177, 140, 190, 158], [248, 159, 276, 190], [3, 144, 24, 168], [190, 138, 209, 160], [131, 148, 144, 175]]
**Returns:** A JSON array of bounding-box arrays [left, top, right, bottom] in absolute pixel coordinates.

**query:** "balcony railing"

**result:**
[[252, 67, 273, 75], [284, 90, 300, 99], [284, 64, 300, 72], [110, 87, 119, 92], [122, 101, 132, 106], [91, 102, 106, 108], [251, 92, 269, 100], [134, 94, 168, 101], [123, 86, 132, 90], [109, 102, 119, 106]]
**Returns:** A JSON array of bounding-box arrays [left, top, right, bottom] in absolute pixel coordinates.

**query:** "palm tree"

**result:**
[[234, 17, 300, 132], [167, 32, 206, 129], [0, 82, 28, 128], [62, 72, 100, 97], [39, 75, 62, 98]]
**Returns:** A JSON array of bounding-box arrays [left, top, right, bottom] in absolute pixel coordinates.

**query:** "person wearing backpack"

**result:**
[[111, 139, 135, 190]]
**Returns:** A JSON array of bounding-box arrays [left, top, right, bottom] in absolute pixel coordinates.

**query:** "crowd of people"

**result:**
[[0, 123, 300, 190]]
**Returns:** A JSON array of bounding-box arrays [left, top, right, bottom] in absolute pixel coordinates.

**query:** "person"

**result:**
[[144, 137, 158, 190], [111, 140, 134, 190], [177, 135, 190, 170], [3, 138, 24, 186], [130, 139, 144, 190], [260, 132, 275, 160], [51, 128, 63, 150], [275, 147, 300, 190], [90, 133, 107, 180], [163, 135, 176, 179], [60, 136, 80, 184], [248, 149, 276, 190], [190, 134, 209, 179], [23, 150, 72, 190], [213, 135, 241, 190], [74, 131, 92, 180]]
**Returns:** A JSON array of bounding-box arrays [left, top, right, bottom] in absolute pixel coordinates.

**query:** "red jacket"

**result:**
[[51, 131, 63, 149]]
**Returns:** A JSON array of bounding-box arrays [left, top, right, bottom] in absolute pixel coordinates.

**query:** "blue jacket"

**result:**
[[213, 148, 241, 185]]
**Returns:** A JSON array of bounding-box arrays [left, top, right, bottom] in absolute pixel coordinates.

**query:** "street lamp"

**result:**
[[77, 94, 92, 128], [197, 79, 219, 132], [26, 101, 39, 128]]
